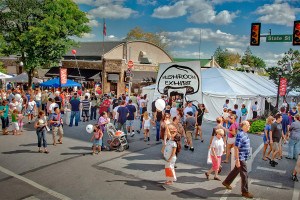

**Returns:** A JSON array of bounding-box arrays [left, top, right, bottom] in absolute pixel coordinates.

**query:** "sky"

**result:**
[[73, 0, 300, 67]]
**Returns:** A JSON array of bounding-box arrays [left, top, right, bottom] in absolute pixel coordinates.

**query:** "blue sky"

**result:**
[[74, 0, 300, 67]]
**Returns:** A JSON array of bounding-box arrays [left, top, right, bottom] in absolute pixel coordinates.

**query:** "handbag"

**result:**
[[207, 149, 212, 164]]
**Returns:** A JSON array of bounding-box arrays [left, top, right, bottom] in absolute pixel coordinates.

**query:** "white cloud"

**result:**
[[165, 28, 247, 48], [212, 0, 251, 4], [82, 33, 96, 39], [152, 0, 238, 24], [225, 48, 243, 55], [255, 2, 298, 26], [73, 0, 137, 19], [86, 14, 99, 27], [261, 52, 285, 67], [152, 1, 188, 18], [89, 4, 138, 19], [106, 35, 121, 41], [137, 0, 157, 6]]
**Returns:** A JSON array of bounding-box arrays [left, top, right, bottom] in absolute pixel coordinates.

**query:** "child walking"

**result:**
[[142, 111, 152, 142], [34, 111, 49, 153], [164, 126, 181, 185], [50, 107, 64, 146], [90, 125, 103, 155], [11, 109, 20, 135], [205, 129, 225, 181]]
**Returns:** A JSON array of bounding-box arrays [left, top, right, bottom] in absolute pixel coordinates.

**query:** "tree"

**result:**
[[241, 46, 254, 67], [267, 48, 300, 92], [213, 47, 240, 68], [125, 27, 168, 51], [252, 56, 266, 68], [0, 0, 90, 86]]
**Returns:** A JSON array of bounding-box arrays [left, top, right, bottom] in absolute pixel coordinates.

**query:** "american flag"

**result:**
[[103, 19, 106, 36]]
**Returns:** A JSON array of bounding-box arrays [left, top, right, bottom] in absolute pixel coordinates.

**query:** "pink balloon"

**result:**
[[72, 49, 77, 55]]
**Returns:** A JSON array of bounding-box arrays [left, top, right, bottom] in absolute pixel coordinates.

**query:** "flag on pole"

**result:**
[[103, 19, 106, 36]]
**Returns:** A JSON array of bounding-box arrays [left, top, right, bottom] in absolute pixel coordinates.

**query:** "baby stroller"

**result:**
[[106, 123, 129, 152]]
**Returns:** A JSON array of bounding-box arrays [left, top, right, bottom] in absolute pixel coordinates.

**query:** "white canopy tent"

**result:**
[[0, 72, 13, 79], [6, 72, 43, 83], [142, 84, 156, 112], [142, 68, 299, 121]]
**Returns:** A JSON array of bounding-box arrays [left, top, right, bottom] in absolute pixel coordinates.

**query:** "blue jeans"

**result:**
[[117, 122, 127, 135], [36, 129, 47, 148], [90, 107, 97, 120], [288, 138, 300, 159], [156, 121, 161, 141], [70, 111, 80, 126]]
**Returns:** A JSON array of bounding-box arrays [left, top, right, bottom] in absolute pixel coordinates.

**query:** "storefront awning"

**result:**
[[45, 67, 100, 81]]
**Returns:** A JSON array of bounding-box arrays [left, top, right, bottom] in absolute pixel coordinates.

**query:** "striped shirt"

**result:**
[[81, 99, 90, 111], [235, 131, 251, 161]]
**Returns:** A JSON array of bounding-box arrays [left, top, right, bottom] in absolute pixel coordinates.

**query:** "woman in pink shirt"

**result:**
[[223, 114, 238, 163]]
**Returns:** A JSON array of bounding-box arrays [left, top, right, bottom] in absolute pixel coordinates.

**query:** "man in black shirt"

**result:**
[[270, 113, 286, 167]]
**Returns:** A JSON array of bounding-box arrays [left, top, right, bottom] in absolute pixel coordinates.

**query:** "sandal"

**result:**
[[214, 177, 221, 181], [164, 181, 173, 185], [58, 140, 63, 144], [44, 150, 49, 154], [205, 172, 209, 179]]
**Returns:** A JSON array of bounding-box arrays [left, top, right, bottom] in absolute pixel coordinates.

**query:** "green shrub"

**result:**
[[249, 119, 265, 134]]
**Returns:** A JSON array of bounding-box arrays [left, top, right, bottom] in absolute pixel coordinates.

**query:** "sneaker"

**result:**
[[136, 130, 140, 134], [184, 145, 189, 149], [242, 192, 254, 199], [222, 182, 232, 190], [189, 147, 194, 152], [131, 132, 135, 137], [292, 174, 299, 182]]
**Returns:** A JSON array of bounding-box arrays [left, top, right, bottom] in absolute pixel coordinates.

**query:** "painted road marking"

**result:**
[[292, 181, 300, 200], [256, 166, 286, 174], [0, 166, 71, 200]]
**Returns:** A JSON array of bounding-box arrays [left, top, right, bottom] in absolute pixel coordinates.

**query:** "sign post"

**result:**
[[60, 68, 67, 85]]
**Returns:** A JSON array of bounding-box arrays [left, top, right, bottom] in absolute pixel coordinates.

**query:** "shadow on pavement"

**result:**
[[19, 143, 37, 147], [124, 163, 162, 172], [106, 179, 166, 191], [69, 146, 93, 151], [176, 175, 207, 184], [2, 150, 39, 154]]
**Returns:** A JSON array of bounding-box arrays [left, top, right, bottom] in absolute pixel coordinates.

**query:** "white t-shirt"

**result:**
[[164, 140, 177, 160], [35, 92, 42, 101], [139, 99, 147, 107], [10, 102, 18, 110], [143, 117, 151, 128], [210, 137, 224, 156], [183, 106, 193, 120], [27, 101, 36, 111], [49, 103, 59, 114], [113, 106, 120, 120]]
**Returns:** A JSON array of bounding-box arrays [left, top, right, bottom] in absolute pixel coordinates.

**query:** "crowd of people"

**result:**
[[1, 84, 300, 199]]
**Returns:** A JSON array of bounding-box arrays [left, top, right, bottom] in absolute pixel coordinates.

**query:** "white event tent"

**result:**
[[6, 72, 42, 83], [142, 68, 299, 121]]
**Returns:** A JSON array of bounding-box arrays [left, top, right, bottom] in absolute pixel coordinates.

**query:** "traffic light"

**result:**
[[293, 20, 300, 46], [250, 23, 261, 46]]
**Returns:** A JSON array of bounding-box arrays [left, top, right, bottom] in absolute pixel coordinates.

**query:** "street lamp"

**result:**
[[19, 61, 24, 74]]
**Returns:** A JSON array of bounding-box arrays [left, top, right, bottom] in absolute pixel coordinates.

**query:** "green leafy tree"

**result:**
[[125, 27, 169, 51], [213, 47, 240, 68], [267, 48, 300, 92], [0, 0, 90, 86], [252, 55, 266, 68], [241, 46, 254, 67]]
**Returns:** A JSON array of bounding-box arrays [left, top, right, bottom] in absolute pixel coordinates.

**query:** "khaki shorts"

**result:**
[[186, 131, 193, 141], [227, 137, 236, 145], [272, 142, 280, 151]]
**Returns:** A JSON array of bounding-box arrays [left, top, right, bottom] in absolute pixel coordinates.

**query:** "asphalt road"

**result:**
[[0, 117, 299, 200]]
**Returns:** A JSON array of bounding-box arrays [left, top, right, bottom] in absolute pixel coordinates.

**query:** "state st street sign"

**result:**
[[266, 35, 292, 42]]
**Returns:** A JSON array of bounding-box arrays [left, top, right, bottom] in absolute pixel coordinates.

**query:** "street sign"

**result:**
[[266, 35, 292, 42], [128, 60, 134, 69], [126, 69, 133, 77]]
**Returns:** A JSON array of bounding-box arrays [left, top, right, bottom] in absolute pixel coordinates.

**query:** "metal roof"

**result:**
[[65, 41, 124, 57]]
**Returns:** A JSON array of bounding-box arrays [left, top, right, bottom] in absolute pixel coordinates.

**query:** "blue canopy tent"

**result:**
[[40, 78, 81, 88]]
